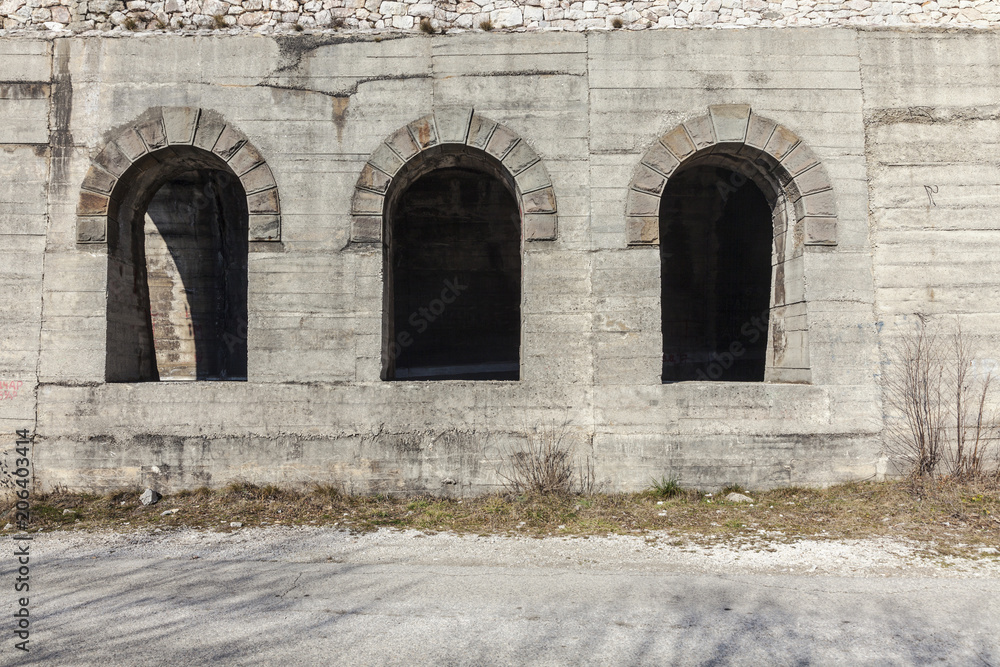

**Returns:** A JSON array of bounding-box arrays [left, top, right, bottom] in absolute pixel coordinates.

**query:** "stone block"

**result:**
[[434, 107, 473, 144], [162, 107, 200, 145], [80, 166, 117, 195], [136, 118, 167, 152], [352, 215, 382, 243], [357, 163, 392, 194], [641, 141, 680, 178], [192, 113, 226, 153], [240, 163, 277, 194], [492, 7, 523, 27], [514, 161, 550, 194], [522, 187, 556, 214], [228, 142, 265, 176], [626, 189, 659, 217], [385, 126, 420, 161], [407, 114, 438, 150], [114, 128, 147, 162], [213, 125, 248, 161], [745, 114, 777, 150], [466, 115, 497, 151], [683, 114, 716, 150], [792, 164, 832, 196], [802, 189, 837, 217], [764, 124, 800, 161], [627, 216, 658, 245], [351, 189, 384, 216], [76, 191, 109, 216], [248, 214, 280, 241], [76, 216, 107, 244], [781, 143, 820, 177], [501, 140, 539, 175], [524, 213, 557, 240], [630, 164, 666, 196], [485, 124, 520, 160], [709, 104, 751, 144], [247, 188, 280, 215], [661, 125, 696, 160], [92, 141, 132, 178], [368, 143, 405, 177]]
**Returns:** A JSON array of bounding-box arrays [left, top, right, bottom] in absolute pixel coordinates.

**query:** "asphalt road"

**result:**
[[3, 529, 998, 666]]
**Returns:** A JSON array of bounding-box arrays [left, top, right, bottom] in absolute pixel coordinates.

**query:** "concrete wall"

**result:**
[[0, 28, 990, 495]]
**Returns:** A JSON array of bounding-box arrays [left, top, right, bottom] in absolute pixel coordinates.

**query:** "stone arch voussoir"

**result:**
[[76, 107, 281, 244], [350, 110, 558, 243], [625, 104, 838, 247]]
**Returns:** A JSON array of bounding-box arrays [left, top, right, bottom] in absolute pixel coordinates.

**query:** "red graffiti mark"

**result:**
[[0, 380, 24, 401]]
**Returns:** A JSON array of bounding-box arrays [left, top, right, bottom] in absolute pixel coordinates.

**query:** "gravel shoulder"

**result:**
[[26, 525, 1000, 577]]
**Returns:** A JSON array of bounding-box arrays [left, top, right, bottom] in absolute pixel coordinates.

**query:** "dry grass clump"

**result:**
[[644, 476, 699, 501], [220, 481, 298, 502]]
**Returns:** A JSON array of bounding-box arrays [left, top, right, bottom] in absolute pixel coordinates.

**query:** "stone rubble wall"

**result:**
[[2, 0, 1000, 34]]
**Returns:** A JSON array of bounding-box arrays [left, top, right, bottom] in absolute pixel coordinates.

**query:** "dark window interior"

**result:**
[[660, 165, 773, 382], [385, 167, 521, 381]]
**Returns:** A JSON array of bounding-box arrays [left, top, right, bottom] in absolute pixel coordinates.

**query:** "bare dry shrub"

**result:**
[[947, 323, 999, 479], [884, 316, 948, 477], [577, 454, 596, 495], [884, 316, 1000, 480], [497, 421, 594, 495]]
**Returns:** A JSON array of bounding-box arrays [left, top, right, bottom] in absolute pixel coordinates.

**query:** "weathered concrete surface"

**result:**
[[7, 528, 1000, 665], [1, 28, 989, 495]]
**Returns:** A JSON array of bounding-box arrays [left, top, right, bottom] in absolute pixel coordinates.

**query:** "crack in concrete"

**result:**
[[866, 105, 1000, 125], [278, 572, 303, 597], [438, 69, 576, 78], [258, 74, 433, 100]]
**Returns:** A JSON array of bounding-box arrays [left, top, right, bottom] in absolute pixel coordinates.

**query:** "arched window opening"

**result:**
[[144, 171, 248, 380], [106, 148, 248, 382], [383, 153, 521, 381], [660, 164, 774, 383]]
